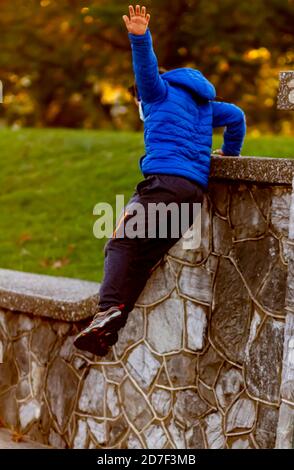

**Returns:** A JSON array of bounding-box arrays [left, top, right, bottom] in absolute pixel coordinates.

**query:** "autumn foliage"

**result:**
[[0, 0, 293, 133]]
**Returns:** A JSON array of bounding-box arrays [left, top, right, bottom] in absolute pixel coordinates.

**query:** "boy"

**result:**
[[74, 4, 246, 356]]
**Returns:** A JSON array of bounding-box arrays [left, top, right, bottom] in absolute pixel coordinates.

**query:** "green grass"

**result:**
[[0, 128, 293, 282]]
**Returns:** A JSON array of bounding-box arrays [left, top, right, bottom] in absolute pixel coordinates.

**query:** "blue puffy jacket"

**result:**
[[128, 28, 246, 189]]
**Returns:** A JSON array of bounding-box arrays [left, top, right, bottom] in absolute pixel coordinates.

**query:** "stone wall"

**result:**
[[0, 156, 293, 449]]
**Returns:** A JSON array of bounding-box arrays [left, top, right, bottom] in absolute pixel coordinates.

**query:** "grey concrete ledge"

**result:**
[[210, 155, 294, 185], [0, 269, 100, 322]]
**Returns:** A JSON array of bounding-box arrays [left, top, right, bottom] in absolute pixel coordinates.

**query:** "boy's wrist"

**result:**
[[128, 28, 151, 41]]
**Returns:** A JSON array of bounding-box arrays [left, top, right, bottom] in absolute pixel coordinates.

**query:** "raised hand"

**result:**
[[122, 4, 150, 35]]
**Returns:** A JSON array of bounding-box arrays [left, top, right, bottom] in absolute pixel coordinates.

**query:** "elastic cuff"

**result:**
[[128, 28, 151, 43]]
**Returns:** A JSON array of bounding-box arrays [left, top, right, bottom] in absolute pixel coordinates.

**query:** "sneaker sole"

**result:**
[[73, 311, 126, 356]]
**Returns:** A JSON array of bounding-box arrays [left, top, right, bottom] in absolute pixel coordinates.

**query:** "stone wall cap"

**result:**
[[210, 155, 294, 185], [0, 269, 100, 321]]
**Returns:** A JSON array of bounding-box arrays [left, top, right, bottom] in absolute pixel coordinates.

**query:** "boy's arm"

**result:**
[[212, 101, 246, 156], [123, 5, 167, 103]]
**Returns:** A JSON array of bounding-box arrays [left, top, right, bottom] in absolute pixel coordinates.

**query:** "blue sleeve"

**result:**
[[212, 101, 246, 156], [128, 28, 167, 104]]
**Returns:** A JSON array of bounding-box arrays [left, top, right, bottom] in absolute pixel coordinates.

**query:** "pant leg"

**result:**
[[98, 174, 204, 314]]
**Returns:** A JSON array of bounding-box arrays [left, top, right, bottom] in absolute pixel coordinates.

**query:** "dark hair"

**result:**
[[128, 67, 168, 100]]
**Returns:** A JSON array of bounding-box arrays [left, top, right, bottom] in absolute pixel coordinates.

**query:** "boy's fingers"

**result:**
[[129, 5, 135, 17], [141, 6, 146, 16], [122, 15, 130, 25], [135, 5, 140, 15], [146, 13, 150, 23]]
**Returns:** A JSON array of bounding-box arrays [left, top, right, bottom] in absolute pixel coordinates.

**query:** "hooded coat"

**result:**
[[128, 28, 246, 189]]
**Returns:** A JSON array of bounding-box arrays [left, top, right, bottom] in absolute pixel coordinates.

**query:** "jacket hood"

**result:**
[[162, 67, 216, 101]]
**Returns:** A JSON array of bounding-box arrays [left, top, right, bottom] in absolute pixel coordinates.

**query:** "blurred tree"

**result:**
[[0, 0, 293, 132]]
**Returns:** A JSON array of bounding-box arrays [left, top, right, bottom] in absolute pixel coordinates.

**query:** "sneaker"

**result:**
[[73, 306, 127, 356]]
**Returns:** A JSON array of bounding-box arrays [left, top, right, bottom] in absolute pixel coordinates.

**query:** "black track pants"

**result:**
[[98, 174, 204, 314]]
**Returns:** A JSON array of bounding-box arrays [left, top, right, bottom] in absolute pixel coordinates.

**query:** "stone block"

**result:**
[[277, 71, 294, 110]]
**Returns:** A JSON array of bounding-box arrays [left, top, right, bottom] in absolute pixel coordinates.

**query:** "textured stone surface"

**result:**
[[46, 357, 79, 431], [185, 423, 205, 449], [48, 429, 66, 448], [31, 361, 46, 397], [0, 428, 51, 449], [60, 335, 76, 362], [147, 298, 183, 353], [19, 399, 41, 431], [103, 364, 125, 384], [126, 344, 160, 390], [114, 308, 144, 357], [168, 421, 186, 449], [208, 182, 229, 217], [288, 178, 294, 239], [0, 388, 18, 427], [87, 418, 106, 445], [136, 262, 174, 306], [257, 260, 287, 315], [0, 339, 3, 363], [174, 390, 209, 426], [31, 324, 56, 363], [225, 397, 256, 433], [280, 313, 294, 402], [157, 366, 170, 387], [204, 412, 225, 449], [255, 404, 279, 449], [79, 368, 105, 415], [14, 335, 30, 376], [0, 310, 8, 334], [271, 190, 291, 235], [212, 216, 232, 255], [0, 355, 18, 393], [198, 381, 217, 408], [286, 247, 294, 309], [73, 420, 88, 449], [230, 185, 267, 239], [151, 389, 171, 417], [245, 317, 284, 404], [277, 71, 294, 110], [144, 424, 167, 449], [250, 185, 271, 221], [166, 353, 197, 387], [198, 346, 223, 387], [126, 433, 143, 449], [105, 416, 128, 447], [16, 377, 31, 400], [9, 313, 35, 337], [120, 379, 153, 431], [215, 365, 244, 410], [185, 301, 207, 351], [178, 265, 212, 304], [106, 384, 120, 418], [275, 402, 294, 448], [232, 236, 279, 296], [211, 257, 252, 364], [228, 436, 254, 449], [168, 196, 210, 263]]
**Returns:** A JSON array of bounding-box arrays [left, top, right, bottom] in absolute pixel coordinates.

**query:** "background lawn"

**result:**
[[0, 128, 293, 282]]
